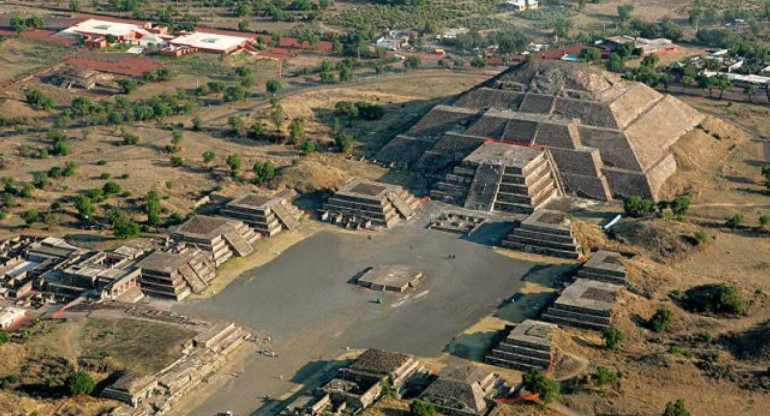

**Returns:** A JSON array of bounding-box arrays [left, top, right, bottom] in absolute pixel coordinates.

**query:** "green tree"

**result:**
[[0, 330, 10, 344], [603, 325, 624, 351], [403, 56, 421, 71], [649, 306, 674, 333], [758, 214, 769, 229], [238, 19, 249, 32], [289, 118, 305, 144], [192, 116, 203, 131], [470, 56, 487, 68], [266, 78, 283, 94], [228, 116, 245, 137], [144, 190, 162, 226], [579, 47, 602, 63], [522, 369, 559, 405], [299, 139, 316, 155], [74, 196, 95, 221], [226, 154, 241, 174], [617, 4, 634, 23], [409, 400, 436, 416], [606, 53, 625, 72], [712, 74, 731, 100], [662, 399, 691, 416], [66, 372, 95, 396], [25, 90, 54, 110], [624, 196, 656, 217], [102, 181, 121, 195], [202, 150, 215, 165], [726, 213, 745, 228], [670, 195, 690, 220], [118, 78, 138, 94], [334, 132, 354, 153], [20, 209, 38, 226], [170, 156, 183, 167]]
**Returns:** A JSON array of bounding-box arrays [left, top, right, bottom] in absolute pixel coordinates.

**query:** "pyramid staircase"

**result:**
[[178, 263, 208, 294], [432, 151, 559, 214], [271, 202, 303, 231], [463, 164, 504, 212]]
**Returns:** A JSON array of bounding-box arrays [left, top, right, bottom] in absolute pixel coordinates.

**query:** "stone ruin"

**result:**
[[220, 189, 304, 237], [501, 210, 581, 259], [577, 250, 627, 285], [431, 142, 562, 215], [322, 179, 419, 228], [485, 319, 557, 372], [428, 212, 486, 235], [542, 278, 623, 331], [354, 265, 425, 293], [377, 60, 703, 202]]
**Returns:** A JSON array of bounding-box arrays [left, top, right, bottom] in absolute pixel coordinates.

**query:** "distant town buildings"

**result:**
[[506, 0, 539, 12], [376, 31, 411, 51], [604, 35, 680, 56], [55, 18, 258, 56]]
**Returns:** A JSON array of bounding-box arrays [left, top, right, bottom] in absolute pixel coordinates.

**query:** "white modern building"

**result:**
[[0, 306, 26, 330], [507, 0, 539, 12]]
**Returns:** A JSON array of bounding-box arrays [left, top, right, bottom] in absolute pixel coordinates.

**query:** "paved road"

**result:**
[[172, 207, 546, 416]]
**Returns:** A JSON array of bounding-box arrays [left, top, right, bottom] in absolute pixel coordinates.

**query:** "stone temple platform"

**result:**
[[220, 190, 303, 237], [486, 319, 557, 372], [355, 265, 425, 293], [542, 278, 623, 331], [323, 179, 419, 228], [501, 209, 581, 259], [577, 250, 627, 285], [431, 142, 561, 215], [428, 212, 486, 235]]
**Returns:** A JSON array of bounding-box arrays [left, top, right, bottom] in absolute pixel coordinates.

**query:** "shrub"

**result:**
[[649, 306, 674, 333], [603, 325, 624, 351], [96, 160, 107, 166], [759, 214, 769, 229], [102, 182, 121, 195], [170, 156, 184, 167], [0, 330, 10, 344], [20, 209, 38, 226], [100, 173, 111, 180], [266, 78, 283, 94], [66, 371, 95, 396], [299, 139, 316, 155], [410, 400, 436, 416], [623, 196, 656, 217], [725, 213, 744, 228], [682, 284, 745, 316], [693, 231, 709, 245], [590, 366, 619, 388], [662, 398, 691, 416], [522, 369, 559, 404]]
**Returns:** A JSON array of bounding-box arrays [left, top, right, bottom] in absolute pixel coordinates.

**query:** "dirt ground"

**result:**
[[0, 315, 196, 416], [0, 68, 489, 239]]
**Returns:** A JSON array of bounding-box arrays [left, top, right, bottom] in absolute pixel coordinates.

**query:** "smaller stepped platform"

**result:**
[[486, 320, 557, 372], [577, 250, 627, 284], [542, 278, 623, 331], [323, 179, 419, 228], [431, 142, 560, 215], [501, 209, 581, 258], [220, 190, 303, 237]]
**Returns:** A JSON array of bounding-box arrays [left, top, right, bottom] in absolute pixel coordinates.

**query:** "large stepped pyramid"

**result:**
[[501, 209, 581, 258], [431, 142, 560, 215]]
